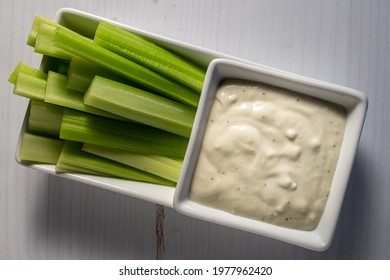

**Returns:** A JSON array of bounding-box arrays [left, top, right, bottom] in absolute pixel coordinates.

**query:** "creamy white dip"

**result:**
[[189, 79, 346, 230]]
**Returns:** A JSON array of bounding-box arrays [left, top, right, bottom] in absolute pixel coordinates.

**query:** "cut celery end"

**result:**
[[45, 71, 124, 120], [94, 21, 205, 93], [82, 143, 183, 182], [52, 25, 199, 107], [27, 14, 63, 47], [35, 23, 73, 60], [8, 62, 47, 84], [13, 72, 47, 101], [60, 109, 188, 158], [18, 132, 64, 164], [85, 76, 196, 138], [28, 100, 63, 137], [57, 141, 175, 186]]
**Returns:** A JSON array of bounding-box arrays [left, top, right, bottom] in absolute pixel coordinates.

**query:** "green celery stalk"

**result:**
[[8, 62, 47, 84], [55, 160, 110, 176], [13, 72, 47, 101], [82, 143, 183, 182], [35, 23, 73, 59], [66, 56, 127, 93], [28, 100, 63, 137], [51, 25, 200, 107], [84, 76, 196, 138], [94, 21, 205, 93], [60, 108, 188, 158], [56, 141, 175, 186], [45, 71, 124, 120], [18, 132, 64, 164]]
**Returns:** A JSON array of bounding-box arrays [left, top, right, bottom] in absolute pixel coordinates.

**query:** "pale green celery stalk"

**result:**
[[8, 62, 47, 84], [60, 108, 188, 158], [13, 72, 47, 101], [82, 143, 183, 182], [18, 132, 64, 164], [51, 26, 199, 107], [94, 21, 205, 93], [35, 23, 73, 60], [28, 100, 63, 137], [55, 158, 112, 176], [56, 141, 175, 186], [27, 14, 63, 47], [45, 71, 124, 120], [66, 56, 127, 93], [85, 76, 196, 138]]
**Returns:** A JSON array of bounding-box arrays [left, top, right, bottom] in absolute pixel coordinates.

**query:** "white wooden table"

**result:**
[[1, 0, 389, 259]]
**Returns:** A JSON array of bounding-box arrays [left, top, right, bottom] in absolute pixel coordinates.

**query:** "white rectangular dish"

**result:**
[[15, 8, 367, 250]]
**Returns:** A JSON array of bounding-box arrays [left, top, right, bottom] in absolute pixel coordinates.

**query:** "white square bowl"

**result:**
[[173, 58, 368, 251]]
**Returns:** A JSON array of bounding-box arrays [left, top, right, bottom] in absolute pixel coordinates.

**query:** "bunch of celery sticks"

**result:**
[[9, 15, 206, 186]]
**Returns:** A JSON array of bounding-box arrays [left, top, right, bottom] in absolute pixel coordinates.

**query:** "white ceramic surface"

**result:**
[[173, 58, 368, 251]]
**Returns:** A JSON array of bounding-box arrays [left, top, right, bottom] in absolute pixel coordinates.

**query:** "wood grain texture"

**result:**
[[1, 0, 389, 259]]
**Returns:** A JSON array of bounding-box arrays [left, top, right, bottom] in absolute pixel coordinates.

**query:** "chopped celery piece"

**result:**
[[55, 158, 112, 176], [8, 61, 47, 84], [52, 26, 200, 107], [84, 76, 196, 138], [28, 100, 63, 137], [57, 141, 175, 186], [27, 14, 63, 47], [35, 23, 73, 59], [66, 56, 127, 93], [83, 143, 183, 182], [60, 109, 188, 158], [13, 72, 47, 101], [56, 164, 108, 176], [94, 21, 205, 93], [18, 132, 64, 164], [45, 71, 124, 120]]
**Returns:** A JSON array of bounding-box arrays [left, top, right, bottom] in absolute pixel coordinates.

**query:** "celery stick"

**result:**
[[52, 26, 200, 107], [66, 56, 127, 93], [18, 132, 64, 164], [55, 159, 113, 176], [84, 76, 196, 137], [35, 23, 73, 59], [94, 21, 205, 93], [45, 71, 124, 120], [82, 143, 183, 182], [57, 141, 175, 186], [28, 100, 63, 137], [13, 72, 47, 101], [27, 14, 63, 47], [8, 62, 47, 84], [60, 109, 188, 158]]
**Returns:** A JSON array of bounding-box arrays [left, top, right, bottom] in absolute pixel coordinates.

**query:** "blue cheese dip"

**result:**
[[189, 79, 346, 230]]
